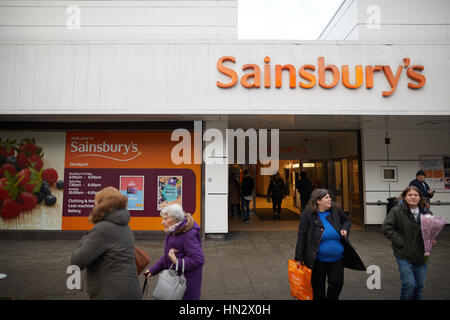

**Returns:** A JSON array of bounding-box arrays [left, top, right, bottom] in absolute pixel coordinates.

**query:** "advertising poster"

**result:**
[[0, 132, 65, 230], [2, 131, 200, 231], [444, 156, 450, 190], [63, 132, 201, 231], [157, 176, 182, 210], [120, 176, 145, 211], [420, 156, 448, 190]]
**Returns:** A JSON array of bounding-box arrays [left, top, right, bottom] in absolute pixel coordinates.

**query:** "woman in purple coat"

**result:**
[[144, 204, 204, 300]]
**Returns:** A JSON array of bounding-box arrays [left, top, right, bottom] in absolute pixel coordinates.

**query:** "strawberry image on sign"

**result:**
[[17, 192, 38, 211], [0, 163, 17, 178], [29, 154, 43, 171], [1, 199, 22, 219], [19, 138, 42, 157], [0, 171, 23, 204], [16, 152, 29, 169], [17, 168, 43, 194], [0, 139, 16, 159]]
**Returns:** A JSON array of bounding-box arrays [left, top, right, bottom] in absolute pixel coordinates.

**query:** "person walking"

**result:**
[[241, 169, 254, 223], [382, 185, 435, 300], [71, 186, 142, 300], [228, 173, 241, 220], [144, 204, 204, 300], [297, 171, 313, 212], [409, 170, 435, 206], [267, 172, 288, 220], [294, 188, 365, 300]]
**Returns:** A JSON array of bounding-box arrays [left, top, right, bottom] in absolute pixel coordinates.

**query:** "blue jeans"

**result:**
[[396, 258, 427, 300], [241, 198, 250, 221]]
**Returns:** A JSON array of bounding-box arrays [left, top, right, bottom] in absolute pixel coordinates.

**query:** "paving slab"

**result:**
[[0, 227, 449, 300]]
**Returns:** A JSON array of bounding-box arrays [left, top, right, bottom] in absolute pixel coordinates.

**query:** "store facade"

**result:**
[[0, 1, 449, 236]]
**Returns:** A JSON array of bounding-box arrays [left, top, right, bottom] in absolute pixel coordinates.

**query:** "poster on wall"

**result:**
[[62, 132, 199, 231], [1, 131, 200, 231], [444, 157, 450, 190], [120, 176, 144, 211], [157, 176, 182, 210], [420, 155, 449, 190], [0, 133, 65, 230]]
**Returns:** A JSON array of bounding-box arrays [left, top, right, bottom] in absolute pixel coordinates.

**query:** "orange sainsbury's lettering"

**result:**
[[217, 56, 238, 88], [216, 56, 426, 97]]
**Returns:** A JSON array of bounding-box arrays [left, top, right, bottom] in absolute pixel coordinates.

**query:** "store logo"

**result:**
[[217, 56, 425, 97], [171, 121, 279, 175], [70, 140, 141, 162]]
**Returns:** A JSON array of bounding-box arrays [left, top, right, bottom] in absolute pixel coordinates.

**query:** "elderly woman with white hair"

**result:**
[[144, 204, 204, 300]]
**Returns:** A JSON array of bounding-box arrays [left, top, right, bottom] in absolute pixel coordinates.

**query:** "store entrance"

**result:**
[[227, 131, 363, 231]]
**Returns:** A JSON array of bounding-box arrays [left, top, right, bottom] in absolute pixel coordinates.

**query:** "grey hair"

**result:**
[[160, 204, 185, 222]]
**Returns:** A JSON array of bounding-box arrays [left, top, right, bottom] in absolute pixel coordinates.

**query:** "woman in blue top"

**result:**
[[295, 188, 356, 300]]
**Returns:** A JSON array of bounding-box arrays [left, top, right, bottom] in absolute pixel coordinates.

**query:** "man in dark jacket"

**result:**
[[409, 170, 435, 205], [241, 169, 254, 223], [296, 171, 313, 212], [267, 172, 288, 220]]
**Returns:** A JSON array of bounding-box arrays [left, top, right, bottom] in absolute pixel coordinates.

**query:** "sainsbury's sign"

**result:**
[[216, 56, 425, 97]]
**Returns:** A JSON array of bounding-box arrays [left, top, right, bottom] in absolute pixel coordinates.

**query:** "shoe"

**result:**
[[0, 274, 7, 280], [244, 220, 249, 223], [273, 215, 277, 220]]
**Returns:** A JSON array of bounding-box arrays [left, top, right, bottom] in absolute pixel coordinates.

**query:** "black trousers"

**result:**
[[272, 197, 283, 215], [229, 204, 241, 217], [311, 259, 344, 300]]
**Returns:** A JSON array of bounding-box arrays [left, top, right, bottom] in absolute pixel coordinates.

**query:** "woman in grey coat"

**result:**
[[71, 186, 142, 300]]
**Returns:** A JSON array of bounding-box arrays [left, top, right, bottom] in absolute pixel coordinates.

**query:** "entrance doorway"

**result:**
[[226, 131, 363, 231]]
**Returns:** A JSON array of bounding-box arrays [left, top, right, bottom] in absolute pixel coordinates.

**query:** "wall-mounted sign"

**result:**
[[217, 56, 425, 97], [120, 176, 144, 211], [157, 176, 182, 211], [420, 156, 450, 190]]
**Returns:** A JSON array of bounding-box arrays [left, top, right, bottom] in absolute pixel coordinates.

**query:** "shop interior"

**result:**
[[227, 131, 363, 231]]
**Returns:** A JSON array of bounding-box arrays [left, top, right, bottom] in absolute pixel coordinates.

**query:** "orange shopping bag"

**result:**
[[288, 259, 313, 300]]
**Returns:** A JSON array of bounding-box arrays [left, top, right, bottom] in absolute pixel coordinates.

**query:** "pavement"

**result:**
[[0, 227, 449, 300]]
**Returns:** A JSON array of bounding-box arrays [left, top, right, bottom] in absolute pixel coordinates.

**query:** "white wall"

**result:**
[[1, 41, 449, 116], [319, 0, 358, 40], [0, 0, 237, 41], [362, 128, 450, 224], [204, 120, 229, 233], [320, 0, 450, 41]]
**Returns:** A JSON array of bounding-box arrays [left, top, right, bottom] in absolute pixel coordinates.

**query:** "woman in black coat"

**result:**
[[294, 188, 365, 300]]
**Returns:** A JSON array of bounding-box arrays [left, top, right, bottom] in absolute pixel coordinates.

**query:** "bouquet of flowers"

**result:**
[[421, 214, 446, 262]]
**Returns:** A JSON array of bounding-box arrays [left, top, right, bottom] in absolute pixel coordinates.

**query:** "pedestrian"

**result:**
[[241, 169, 254, 223], [294, 188, 365, 300], [144, 204, 204, 300], [409, 170, 435, 206], [228, 173, 241, 219], [297, 171, 313, 212], [71, 186, 142, 300], [267, 172, 288, 220], [382, 185, 435, 300]]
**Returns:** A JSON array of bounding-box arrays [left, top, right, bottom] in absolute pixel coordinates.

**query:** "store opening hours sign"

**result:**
[[63, 132, 200, 231]]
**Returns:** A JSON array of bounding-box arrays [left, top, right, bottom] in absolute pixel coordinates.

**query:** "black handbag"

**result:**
[[342, 237, 366, 271]]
